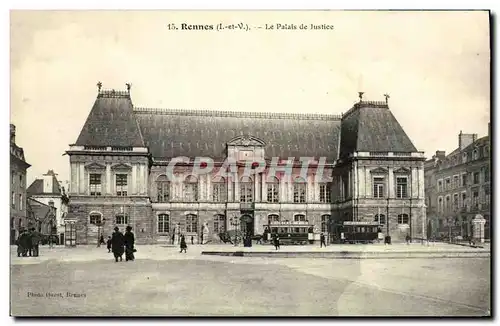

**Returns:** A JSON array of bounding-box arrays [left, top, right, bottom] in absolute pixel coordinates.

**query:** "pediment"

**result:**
[[85, 163, 106, 170], [370, 167, 388, 174], [227, 135, 266, 147], [111, 163, 132, 171], [393, 167, 411, 174]]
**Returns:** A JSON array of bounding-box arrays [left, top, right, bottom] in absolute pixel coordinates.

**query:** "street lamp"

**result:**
[[96, 218, 107, 247], [229, 217, 240, 247]]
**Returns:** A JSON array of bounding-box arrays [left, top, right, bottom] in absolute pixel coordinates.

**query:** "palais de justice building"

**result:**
[[66, 86, 426, 244]]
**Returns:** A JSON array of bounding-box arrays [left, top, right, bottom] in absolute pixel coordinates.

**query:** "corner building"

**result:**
[[67, 87, 426, 244]]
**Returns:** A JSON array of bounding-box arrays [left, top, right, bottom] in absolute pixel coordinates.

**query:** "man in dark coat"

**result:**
[[26, 228, 33, 257], [124, 226, 135, 261], [30, 228, 41, 257], [111, 227, 125, 262], [16, 229, 27, 257], [320, 233, 327, 248], [180, 234, 187, 253]]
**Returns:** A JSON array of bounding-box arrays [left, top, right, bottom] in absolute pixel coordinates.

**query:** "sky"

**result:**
[[10, 10, 490, 186]]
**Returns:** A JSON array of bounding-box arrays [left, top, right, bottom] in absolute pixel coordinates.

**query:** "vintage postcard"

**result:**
[[9, 10, 491, 317]]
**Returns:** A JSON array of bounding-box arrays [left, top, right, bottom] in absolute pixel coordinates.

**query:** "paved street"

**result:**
[[10, 244, 491, 316]]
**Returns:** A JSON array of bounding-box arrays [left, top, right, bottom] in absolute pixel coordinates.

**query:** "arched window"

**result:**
[[156, 175, 170, 203], [212, 177, 227, 202], [398, 214, 409, 224], [184, 175, 198, 202], [321, 214, 330, 233], [374, 214, 386, 225], [240, 176, 253, 203], [213, 214, 226, 233], [89, 212, 102, 225], [158, 214, 170, 233], [473, 149, 479, 160], [267, 176, 279, 203], [185, 214, 198, 233], [293, 177, 307, 203], [268, 214, 280, 224], [438, 197, 443, 213], [294, 214, 306, 222]]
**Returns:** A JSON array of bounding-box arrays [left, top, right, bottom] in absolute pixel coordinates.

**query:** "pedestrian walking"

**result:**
[[124, 226, 136, 262], [106, 236, 112, 253], [16, 229, 26, 257], [200, 232, 204, 245], [111, 227, 125, 262], [191, 235, 194, 245], [180, 234, 187, 253], [320, 233, 327, 248], [405, 234, 411, 245], [274, 235, 280, 250], [99, 235, 105, 246]]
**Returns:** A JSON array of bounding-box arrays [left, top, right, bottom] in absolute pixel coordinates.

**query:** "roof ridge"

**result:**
[[133, 107, 342, 121]]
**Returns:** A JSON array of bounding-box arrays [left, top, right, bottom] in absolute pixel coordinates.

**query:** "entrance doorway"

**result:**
[[240, 214, 254, 236]]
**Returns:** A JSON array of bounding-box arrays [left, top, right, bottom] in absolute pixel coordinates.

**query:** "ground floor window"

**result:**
[[214, 214, 226, 233], [186, 214, 198, 233], [374, 214, 386, 225], [321, 215, 330, 232], [89, 213, 102, 225], [115, 214, 128, 225], [398, 214, 409, 224], [158, 214, 170, 233]]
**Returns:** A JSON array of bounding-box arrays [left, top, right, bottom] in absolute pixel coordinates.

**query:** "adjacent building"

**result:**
[[66, 85, 426, 244], [10, 124, 31, 244], [424, 125, 491, 240], [26, 198, 58, 236], [27, 170, 69, 244]]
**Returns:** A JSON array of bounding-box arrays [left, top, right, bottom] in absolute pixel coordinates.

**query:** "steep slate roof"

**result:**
[[75, 90, 145, 147], [27, 198, 56, 223], [339, 101, 417, 158], [27, 176, 61, 196], [134, 109, 342, 162]]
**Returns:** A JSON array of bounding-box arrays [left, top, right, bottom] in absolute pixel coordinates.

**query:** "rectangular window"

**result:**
[[157, 182, 170, 202], [453, 194, 459, 210], [319, 183, 332, 203], [267, 183, 279, 203], [11, 171, 14, 186], [293, 184, 306, 203], [89, 214, 101, 225], [116, 174, 128, 196], [213, 183, 227, 202], [445, 178, 451, 190], [158, 214, 170, 233], [89, 173, 102, 196], [461, 193, 467, 208], [453, 176, 459, 189], [115, 214, 129, 225], [240, 184, 253, 203], [473, 172, 480, 184], [484, 187, 490, 204], [11, 192, 15, 209], [396, 177, 408, 198], [19, 194, 23, 211], [373, 177, 385, 198], [186, 214, 198, 233], [19, 174, 23, 188], [437, 180, 442, 192], [472, 191, 479, 208], [398, 214, 409, 224], [462, 174, 467, 187], [184, 183, 198, 202], [484, 167, 490, 182]]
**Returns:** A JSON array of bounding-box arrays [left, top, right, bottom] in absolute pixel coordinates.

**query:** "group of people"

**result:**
[[106, 226, 136, 262], [16, 228, 43, 257]]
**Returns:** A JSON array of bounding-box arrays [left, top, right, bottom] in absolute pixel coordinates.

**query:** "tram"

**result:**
[[333, 221, 382, 244], [263, 220, 315, 245]]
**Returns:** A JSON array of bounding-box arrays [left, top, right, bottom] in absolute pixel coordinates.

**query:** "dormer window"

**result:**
[[462, 152, 467, 164], [473, 149, 479, 160]]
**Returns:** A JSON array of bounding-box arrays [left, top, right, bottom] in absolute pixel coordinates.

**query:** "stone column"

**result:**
[[79, 163, 85, 194], [234, 173, 240, 202], [261, 173, 266, 202], [418, 167, 425, 198], [411, 167, 418, 198], [254, 174, 259, 202], [106, 164, 111, 194], [132, 165, 137, 195], [227, 175, 233, 202]]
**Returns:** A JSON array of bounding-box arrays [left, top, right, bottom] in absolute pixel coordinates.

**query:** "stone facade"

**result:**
[[66, 86, 426, 244], [10, 124, 30, 244], [424, 126, 491, 240]]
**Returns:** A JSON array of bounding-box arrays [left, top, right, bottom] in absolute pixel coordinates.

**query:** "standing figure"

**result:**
[[16, 229, 26, 257], [111, 227, 125, 262], [180, 234, 187, 253], [405, 234, 411, 245], [124, 226, 135, 261], [320, 233, 326, 248], [190, 235, 194, 245], [31, 228, 41, 257], [106, 236, 112, 253], [99, 235, 105, 246], [274, 235, 280, 250], [26, 229, 33, 257]]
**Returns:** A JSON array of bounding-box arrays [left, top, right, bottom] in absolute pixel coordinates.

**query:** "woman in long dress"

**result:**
[[180, 234, 187, 253], [124, 226, 135, 261]]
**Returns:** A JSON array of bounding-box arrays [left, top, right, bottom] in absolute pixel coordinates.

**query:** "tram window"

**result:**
[[272, 228, 278, 233], [294, 228, 299, 233], [361, 227, 365, 233]]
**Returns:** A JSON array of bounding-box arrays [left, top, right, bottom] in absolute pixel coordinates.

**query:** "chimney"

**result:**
[[10, 124, 16, 144], [435, 150, 446, 160], [458, 131, 476, 151]]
